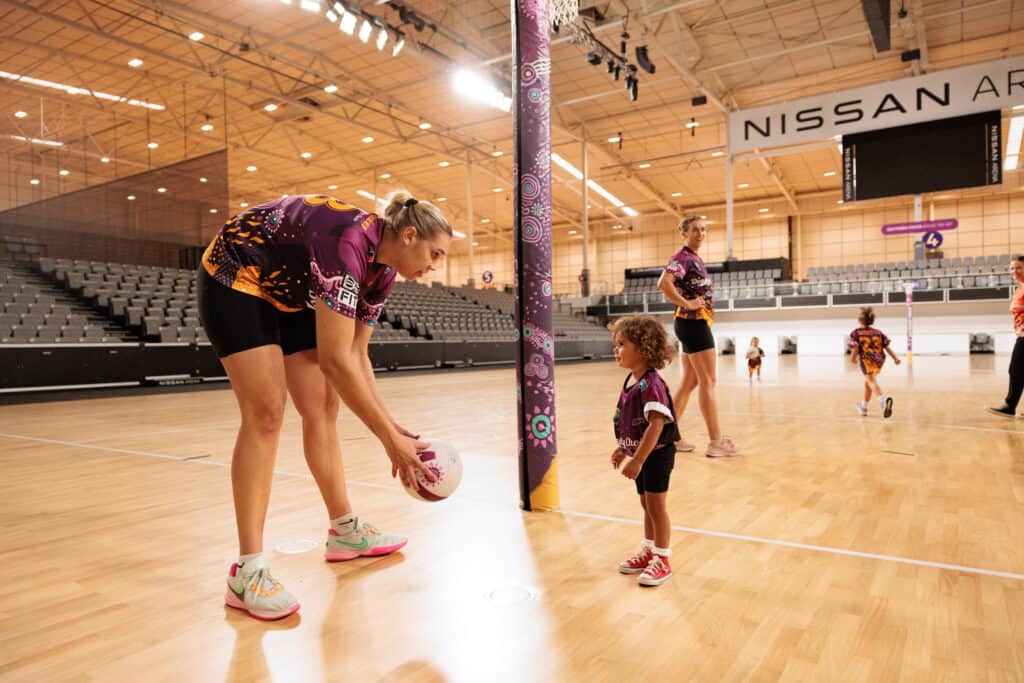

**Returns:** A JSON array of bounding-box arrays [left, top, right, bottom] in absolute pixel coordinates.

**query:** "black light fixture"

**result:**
[[586, 51, 603, 65], [613, 64, 621, 81], [620, 31, 629, 55], [691, 95, 707, 106], [635, 45, 655, 74], [630, 78, 638, 101], [607, 59, 615, 74]]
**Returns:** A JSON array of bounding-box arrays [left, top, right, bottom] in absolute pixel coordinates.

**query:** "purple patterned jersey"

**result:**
[[201, 195, 396, 324], [849, 326, 891, 375], [664, 246, 714, 324], [613, 369, 681, 454]]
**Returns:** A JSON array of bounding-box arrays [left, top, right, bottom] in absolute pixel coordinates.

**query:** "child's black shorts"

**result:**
[[635, 444, 676, 495]]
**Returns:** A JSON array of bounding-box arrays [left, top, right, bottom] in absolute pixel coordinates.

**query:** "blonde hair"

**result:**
[[679, 215, 704, 233], [382, 191, 452, 241], [611, 316, 674, 370]]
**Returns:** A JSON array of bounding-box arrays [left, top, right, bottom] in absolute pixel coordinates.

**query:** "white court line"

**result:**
[[4, 430, 1023, 582], [720, 410, 1024, 436], [556, 509, 1024, 582]]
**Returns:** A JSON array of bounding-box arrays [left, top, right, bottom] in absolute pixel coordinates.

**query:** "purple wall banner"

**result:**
[[881, 218, 958, 235]]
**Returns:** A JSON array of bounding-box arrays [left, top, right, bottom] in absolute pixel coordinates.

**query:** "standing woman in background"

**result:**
[[989, 254, 1024, 418], [199, 191, 451, 620], [657, 215, 741, 458]]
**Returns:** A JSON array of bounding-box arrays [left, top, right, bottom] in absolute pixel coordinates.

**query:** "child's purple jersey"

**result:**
[[849, 326, 890, 375], [201, 194, 396, 325], [613, 369, 681, 454], [664, 246, 714, 324]]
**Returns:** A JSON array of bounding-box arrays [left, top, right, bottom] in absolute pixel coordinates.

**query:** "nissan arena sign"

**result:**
[[727, 56, 1024, 154]]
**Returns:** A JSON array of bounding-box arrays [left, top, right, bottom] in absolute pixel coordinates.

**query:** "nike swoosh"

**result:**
[[230, 583, 245, 601], [335, 537, 369, 550]]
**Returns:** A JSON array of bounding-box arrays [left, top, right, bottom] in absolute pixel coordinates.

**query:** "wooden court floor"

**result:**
[[1, 353, 1023, 682]]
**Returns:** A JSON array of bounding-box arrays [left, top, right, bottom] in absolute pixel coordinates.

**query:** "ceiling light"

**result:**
[[9, 135, 63, 147], [0, 70, 165, 111], [264, 103, 279, 112], [1014, 104, 1024, 111], [356, 189, 382, 204], [340, 11, 357, 35], [361, 135, 374, 143], [612, 224, 623, 230], [246, 165, 257, 172], [358, 19, 372, 43], [492, 150, 503, 157], [157, 187, 167, 193], [759, 208, 769, 213], [379, 172, 391, 179], [622, 207, 639, 217], [240, 202, 249, 208], [452, 229, 466, 238], [711, 151, 724, 158], [147, 141, 158, 149], [607, 136, 621, 143], [837, 199, 844, 204], [376, 27, 388, 51], [637, 163, 651, 169], [481, 218, 491, 223], [670, 192, 682, 197], [14, 110, 27, 118], [823, 171, 836, 177], [439, 160, 450, 167], [491, 187, 502, 193], [327, 184, 338, 190], [59, 169, 69, 176], [127, 195, 136, 200], [452, 68, 513, 113], [568, 229, 577, 235], [552, 152, 632, 210], [418, 121, 431, 130], [188, 31, 204, 41], [199, 177, 208, 183], [300, 151, 312, 159], [685, 120, 699, 128], [392, 34, 405, 56], [100, 156, 110, 163], [300, 0, 321, 12], [209, 208, 218, 213], [29, 178, 40, 185], [282, 194, 289, 198], [472, 241, 479, 247], [326, 9, 338, 22], [324, 84, 338, 93], [737, 183, 750, 189], [436, 196, 447, 202], [128, 58, 144, 68], [200, 123, 214, 132]]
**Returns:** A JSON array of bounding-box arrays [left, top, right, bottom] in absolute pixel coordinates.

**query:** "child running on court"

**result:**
[[611, 315, 681, 587], [746, 336, 765, 384], [849, 307, 901, 418]]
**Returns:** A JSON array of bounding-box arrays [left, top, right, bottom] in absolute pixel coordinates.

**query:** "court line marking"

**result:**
[[4, 430, 1023, 582], [556, 509, 1024, 582], [719, 410, 1024, 435]]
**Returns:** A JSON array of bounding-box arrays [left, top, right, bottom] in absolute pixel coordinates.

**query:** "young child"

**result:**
[[611, 315, 681, 587], [849, 307, 901, 418], [746, 336, 765, 384]]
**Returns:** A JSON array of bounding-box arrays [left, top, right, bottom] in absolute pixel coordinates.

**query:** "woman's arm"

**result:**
[[315, 301, 433, 484], [352, 321, 416, 437], [657, 271, 702, 310]]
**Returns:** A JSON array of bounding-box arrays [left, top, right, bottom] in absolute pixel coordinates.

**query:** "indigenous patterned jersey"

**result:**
[[201, 195, 396, 324], [664, 246, 714, 325], [849, 326, 891, 375], [613, 369, 680, 454]]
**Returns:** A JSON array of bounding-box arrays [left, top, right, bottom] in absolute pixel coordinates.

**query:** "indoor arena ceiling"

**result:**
[[1, 0, 1022, 249]]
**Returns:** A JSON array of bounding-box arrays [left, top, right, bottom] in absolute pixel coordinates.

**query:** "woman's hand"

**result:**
[[682, 296, 705, 311], [393, 422, 421, 440], [611, 448, 628, 469], [384, 432, 437, 488]]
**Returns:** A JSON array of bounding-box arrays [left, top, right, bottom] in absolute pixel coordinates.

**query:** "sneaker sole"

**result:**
[[987, 408, 1016, 419], [324, 539, 408, 562], [705, 450, 740, 458], [675, 443, 696, 453], [638, 572, 672, 586], [224, 591, 300, 621], [883, 397, 893, 418], [618, 566, 646, 574]]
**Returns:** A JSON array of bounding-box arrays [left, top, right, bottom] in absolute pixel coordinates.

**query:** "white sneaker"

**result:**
[[675, 437, 696, 453], [705, 437, 741, 458], [325, 517, 408, 562], [880, 396, 893, 418], [855, 401, 868, 416], [225, 555, 300, 621]]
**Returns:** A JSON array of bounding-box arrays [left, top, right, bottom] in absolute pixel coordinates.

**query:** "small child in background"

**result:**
[[849, 307, 901, 418], [610, 315, 681, 587], [746, 336, 765, 384]]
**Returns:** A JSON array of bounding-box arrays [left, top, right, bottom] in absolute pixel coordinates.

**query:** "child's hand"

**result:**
[[611, 448, 628, 469], [893, 357, 901, 365], [620, 457, 643, 480]]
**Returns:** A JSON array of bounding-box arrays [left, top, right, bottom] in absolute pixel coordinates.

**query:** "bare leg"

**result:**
[[688, 348, 722, 441], [644, 492, 671, 549]]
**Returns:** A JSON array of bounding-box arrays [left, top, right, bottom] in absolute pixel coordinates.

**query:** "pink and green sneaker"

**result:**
[[325, 518, 408, 562], [224, 556, 300, 621]]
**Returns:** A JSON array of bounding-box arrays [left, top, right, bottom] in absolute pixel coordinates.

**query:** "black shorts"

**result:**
[[674, 318, 715, 354], [635, 444, 676, 495], [197, 268, 317, 358]]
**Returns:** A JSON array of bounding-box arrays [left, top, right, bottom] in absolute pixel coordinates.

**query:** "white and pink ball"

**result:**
[[403, 440, 462, 502]]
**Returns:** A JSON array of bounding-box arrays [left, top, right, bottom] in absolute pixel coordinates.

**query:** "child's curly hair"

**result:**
[[859, 306, 875, 326], [611, 315, 674, 369]]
